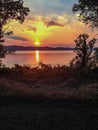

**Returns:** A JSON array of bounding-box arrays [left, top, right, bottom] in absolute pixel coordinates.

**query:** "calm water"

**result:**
[[2, 51, 75, 67]]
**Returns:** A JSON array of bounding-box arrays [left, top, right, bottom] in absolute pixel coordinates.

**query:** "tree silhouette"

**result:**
[[70, 34, 97, 69], [0, 0, 30, 43], [94, 48, 98, 63], [0, 44, 5, 58], [72, 0, 98, 28]]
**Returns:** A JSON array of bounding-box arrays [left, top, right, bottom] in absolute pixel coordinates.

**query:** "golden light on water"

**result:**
[[36, 51, 40, 62]]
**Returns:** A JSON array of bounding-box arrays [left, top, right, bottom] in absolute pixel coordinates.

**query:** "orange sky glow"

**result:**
[[4, 0, 98, 47]]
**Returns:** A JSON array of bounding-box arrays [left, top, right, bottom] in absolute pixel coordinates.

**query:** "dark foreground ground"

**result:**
[[0, 97, 98, 130]]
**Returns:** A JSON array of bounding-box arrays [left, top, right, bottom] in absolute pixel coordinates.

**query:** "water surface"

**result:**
[[2, 51, 75, 67]]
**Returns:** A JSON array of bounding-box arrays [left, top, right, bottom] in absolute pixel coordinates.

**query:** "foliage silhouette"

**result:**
[[72, 0, 98, 28], [70, 34, 97, 69], [0, 44, 5, 58], [0, 0, 30, 43], [94, 48, 98, 63], [0, 0, 29, 58]]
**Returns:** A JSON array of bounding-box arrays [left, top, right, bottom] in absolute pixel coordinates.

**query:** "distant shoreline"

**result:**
[[4, 45, 74, 51], [15, 49, 73, 51]]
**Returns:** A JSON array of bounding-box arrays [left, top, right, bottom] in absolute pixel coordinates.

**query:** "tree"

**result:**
[[0, 44, 6, 58], [94, 48, 98, 62], [0, 44, 6, 68], [0, 0, 30, 43], [70, 34, 97, 69], [0, 0, 29, 59], [72, 0, 98, 28]]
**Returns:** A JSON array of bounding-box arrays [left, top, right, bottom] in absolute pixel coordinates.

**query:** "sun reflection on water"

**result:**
[[35, 51, 40, 62]]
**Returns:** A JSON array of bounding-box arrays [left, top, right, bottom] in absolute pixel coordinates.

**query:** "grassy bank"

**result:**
[[0, 63, 98, 99]]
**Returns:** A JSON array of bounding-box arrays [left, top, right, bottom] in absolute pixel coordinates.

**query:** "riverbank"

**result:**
[[0, 64, 98, 99], [0, 77, 98, 99], [0, 64, 98, 129]]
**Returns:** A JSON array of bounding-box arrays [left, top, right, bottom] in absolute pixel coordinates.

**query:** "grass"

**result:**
[[0, 64, 98, 130], [0, 78, 98, 99], [0, 63, 98, 99]]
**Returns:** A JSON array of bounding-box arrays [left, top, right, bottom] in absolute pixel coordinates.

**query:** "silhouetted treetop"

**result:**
[[70, 34, 97, 69], [0, 0, 30, 42], [0, 0, 30, 24], [72, 0, 98, 28]]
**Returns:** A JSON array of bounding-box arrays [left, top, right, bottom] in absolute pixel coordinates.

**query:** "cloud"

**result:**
[[27, 15, 66, 28], [8, 36, 28, 41], [45, 20, 64, 27], [27, 26, 37, 33]]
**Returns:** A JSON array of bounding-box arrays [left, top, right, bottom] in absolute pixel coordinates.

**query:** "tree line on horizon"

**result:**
[[0, 0, 98, 70]]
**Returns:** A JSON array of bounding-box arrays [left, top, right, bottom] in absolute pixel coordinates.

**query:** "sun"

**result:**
[[35, 41, 40, 46]]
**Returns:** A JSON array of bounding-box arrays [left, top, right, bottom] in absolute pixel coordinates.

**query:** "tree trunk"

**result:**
[[81, 40, 87, 67]]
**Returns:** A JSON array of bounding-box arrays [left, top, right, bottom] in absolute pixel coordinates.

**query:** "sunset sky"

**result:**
[[5, 0, 98, 47]]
